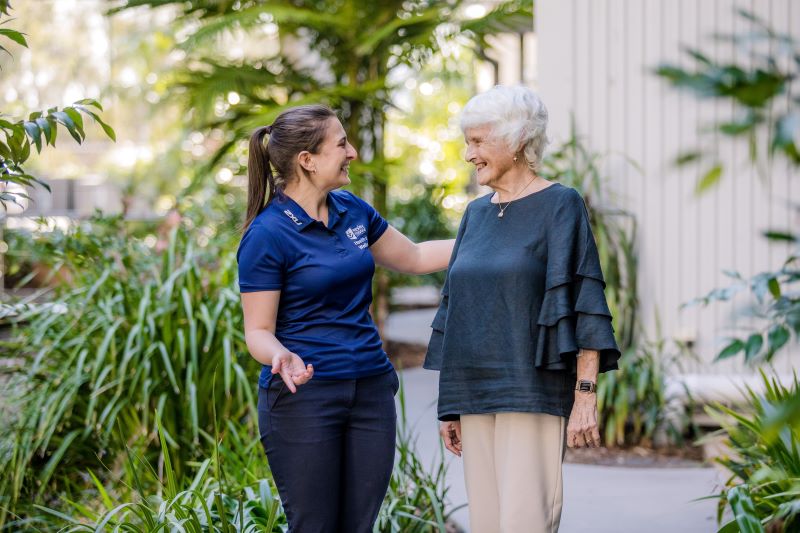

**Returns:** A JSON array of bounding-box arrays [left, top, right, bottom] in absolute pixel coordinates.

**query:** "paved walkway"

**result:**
[[387, 307, 723, 532], [398, 367, 722, 533]]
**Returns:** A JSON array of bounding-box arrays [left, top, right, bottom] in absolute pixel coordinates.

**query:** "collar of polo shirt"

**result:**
[[274, 189, 349, 231]]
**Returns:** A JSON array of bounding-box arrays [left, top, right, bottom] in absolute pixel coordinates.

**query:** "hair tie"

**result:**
[[264, 125, 273, 135]]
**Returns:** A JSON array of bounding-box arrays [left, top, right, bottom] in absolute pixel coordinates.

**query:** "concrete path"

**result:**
[[397, 367, 723, 533]]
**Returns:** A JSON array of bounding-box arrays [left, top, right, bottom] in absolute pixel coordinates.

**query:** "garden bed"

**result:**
[[564, 444, 706, 468], [387, 340, 429, 370]]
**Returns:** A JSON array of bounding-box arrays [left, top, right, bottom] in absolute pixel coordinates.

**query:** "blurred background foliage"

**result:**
[[658, 10, 800, 532], [104, 0, 533, 328], [0, 1, 115, 208]]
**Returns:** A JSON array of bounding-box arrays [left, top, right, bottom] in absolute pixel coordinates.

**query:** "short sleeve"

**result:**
[[347, 192, 388, 245], [424, 205, 470, 371], [534, 189, 620, 374], [236, 222, 285, 293]]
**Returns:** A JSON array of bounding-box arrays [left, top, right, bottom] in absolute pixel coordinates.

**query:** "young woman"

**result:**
[[237, 104, 453, 533]]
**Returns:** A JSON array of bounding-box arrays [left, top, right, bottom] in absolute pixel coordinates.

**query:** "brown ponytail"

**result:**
[[244, 126, 273, 232], [243, 105, 337, 232]]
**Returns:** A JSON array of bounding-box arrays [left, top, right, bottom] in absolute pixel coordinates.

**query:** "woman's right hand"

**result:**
[[440, 421, 462, 457], [271, 351, 314, 393]]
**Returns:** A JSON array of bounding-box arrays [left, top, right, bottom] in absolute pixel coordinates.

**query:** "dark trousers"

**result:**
[[257, 369, 399, 533]]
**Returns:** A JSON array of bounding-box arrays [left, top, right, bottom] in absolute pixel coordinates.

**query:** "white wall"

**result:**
[[535, 0, 799, 374]]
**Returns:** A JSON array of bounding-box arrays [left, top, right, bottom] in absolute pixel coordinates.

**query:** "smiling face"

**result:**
[[304, 118, 358, 190], [463, 124, 516, 188]]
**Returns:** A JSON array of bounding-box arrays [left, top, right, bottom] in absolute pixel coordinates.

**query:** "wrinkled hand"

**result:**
[[440, 421, 462, 457], [271, 352, 313, 393], [567, 394, 601, 448]]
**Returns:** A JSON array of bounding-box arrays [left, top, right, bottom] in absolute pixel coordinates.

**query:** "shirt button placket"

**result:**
[[332, 230, 347, 256]]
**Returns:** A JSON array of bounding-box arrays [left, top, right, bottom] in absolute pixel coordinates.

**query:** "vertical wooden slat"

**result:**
[[676, 0, 700, 372], [573, 0, 592, 141], [657, 0, 682, 352], [638, 0, 663, 344], [694, 0, 723, 372], [709, 0, 739, 374], [535, 0, 574, 138], [589, 0, 609, 161], [624, 0, 645, 213], [605, 0, 628, 205], [623, 0, 649, 352]]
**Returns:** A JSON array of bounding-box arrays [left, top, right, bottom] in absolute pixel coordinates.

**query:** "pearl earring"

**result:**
[[513, 156, 518, 162]]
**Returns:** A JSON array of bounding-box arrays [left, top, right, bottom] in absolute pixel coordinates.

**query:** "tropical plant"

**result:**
[[0, 1, 115, 209], [26, 383, 458, 533], [0, 213, 258, 526], [657, 7, 799, 424], [376, 382, 461, 532], [387, 183, 453, 289], [656, 8, 799, 367], [30, 418, 286, 533], [596, 336, 689, 448], [705, 371, 800, 533], [657, 10, 800, 531], [655, 8, 799, 191], [685, 265, 799, 367], [108, 0, 533, 329]]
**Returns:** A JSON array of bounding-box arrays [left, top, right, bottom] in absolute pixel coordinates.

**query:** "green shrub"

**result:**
[[386, 183, 453, 291], [707, 371, 800, 533], [36, 418, 286, 533], [597, 337, 686, 447], [32, 387, 457, 533], [376, 384, 461, 532], [0, 215, 258, 525]]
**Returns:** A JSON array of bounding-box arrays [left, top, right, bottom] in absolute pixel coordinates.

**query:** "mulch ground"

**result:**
[[564, 443, 706, 467], [387, 340, 429, 371], [386, 340, 709, 469]]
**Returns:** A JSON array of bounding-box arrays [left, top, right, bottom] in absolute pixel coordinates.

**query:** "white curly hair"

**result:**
[[460, 85, 550, 173]]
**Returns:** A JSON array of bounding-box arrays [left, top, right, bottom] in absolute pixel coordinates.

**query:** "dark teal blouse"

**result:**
[[424, 183, 620, 421]]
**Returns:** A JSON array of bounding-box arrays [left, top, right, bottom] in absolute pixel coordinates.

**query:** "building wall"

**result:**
[[535, 0, 799, 374]]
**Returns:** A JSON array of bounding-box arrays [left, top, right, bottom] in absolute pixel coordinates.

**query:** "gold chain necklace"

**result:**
[[497, 177, 537, 218]]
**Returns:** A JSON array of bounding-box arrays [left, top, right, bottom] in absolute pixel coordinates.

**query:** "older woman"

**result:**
[[425, 85, 620, 533]]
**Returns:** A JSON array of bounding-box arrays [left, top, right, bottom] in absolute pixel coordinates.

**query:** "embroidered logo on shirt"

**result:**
[[283, 209, 303, 225], [346, 224, 368, 249]]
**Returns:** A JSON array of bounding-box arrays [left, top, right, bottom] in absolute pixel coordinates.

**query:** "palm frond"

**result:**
[[458, 0, 533, 50], [183, 3, 349, 48]]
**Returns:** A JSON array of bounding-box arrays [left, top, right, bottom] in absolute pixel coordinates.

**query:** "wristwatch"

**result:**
[[575, 380, 597, 393]]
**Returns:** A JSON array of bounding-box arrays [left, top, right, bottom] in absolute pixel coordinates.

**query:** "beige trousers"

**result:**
[[461, 412, 567, 533]]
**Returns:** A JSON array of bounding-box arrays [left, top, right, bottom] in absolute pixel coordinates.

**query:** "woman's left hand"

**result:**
[[567, 394, 601, 448]]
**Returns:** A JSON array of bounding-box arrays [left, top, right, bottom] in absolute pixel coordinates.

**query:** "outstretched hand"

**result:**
[[271, 352, 314, 393]]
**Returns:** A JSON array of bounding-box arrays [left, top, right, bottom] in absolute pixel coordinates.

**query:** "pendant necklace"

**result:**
[[497, 176, 537, 218]]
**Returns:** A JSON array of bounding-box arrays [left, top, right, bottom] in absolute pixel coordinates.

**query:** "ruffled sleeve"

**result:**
[[424, 206, 470, 371], [534, 188, 620, 374]]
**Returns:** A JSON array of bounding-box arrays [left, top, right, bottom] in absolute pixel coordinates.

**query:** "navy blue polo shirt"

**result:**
[[237, 189, 393, 388]]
